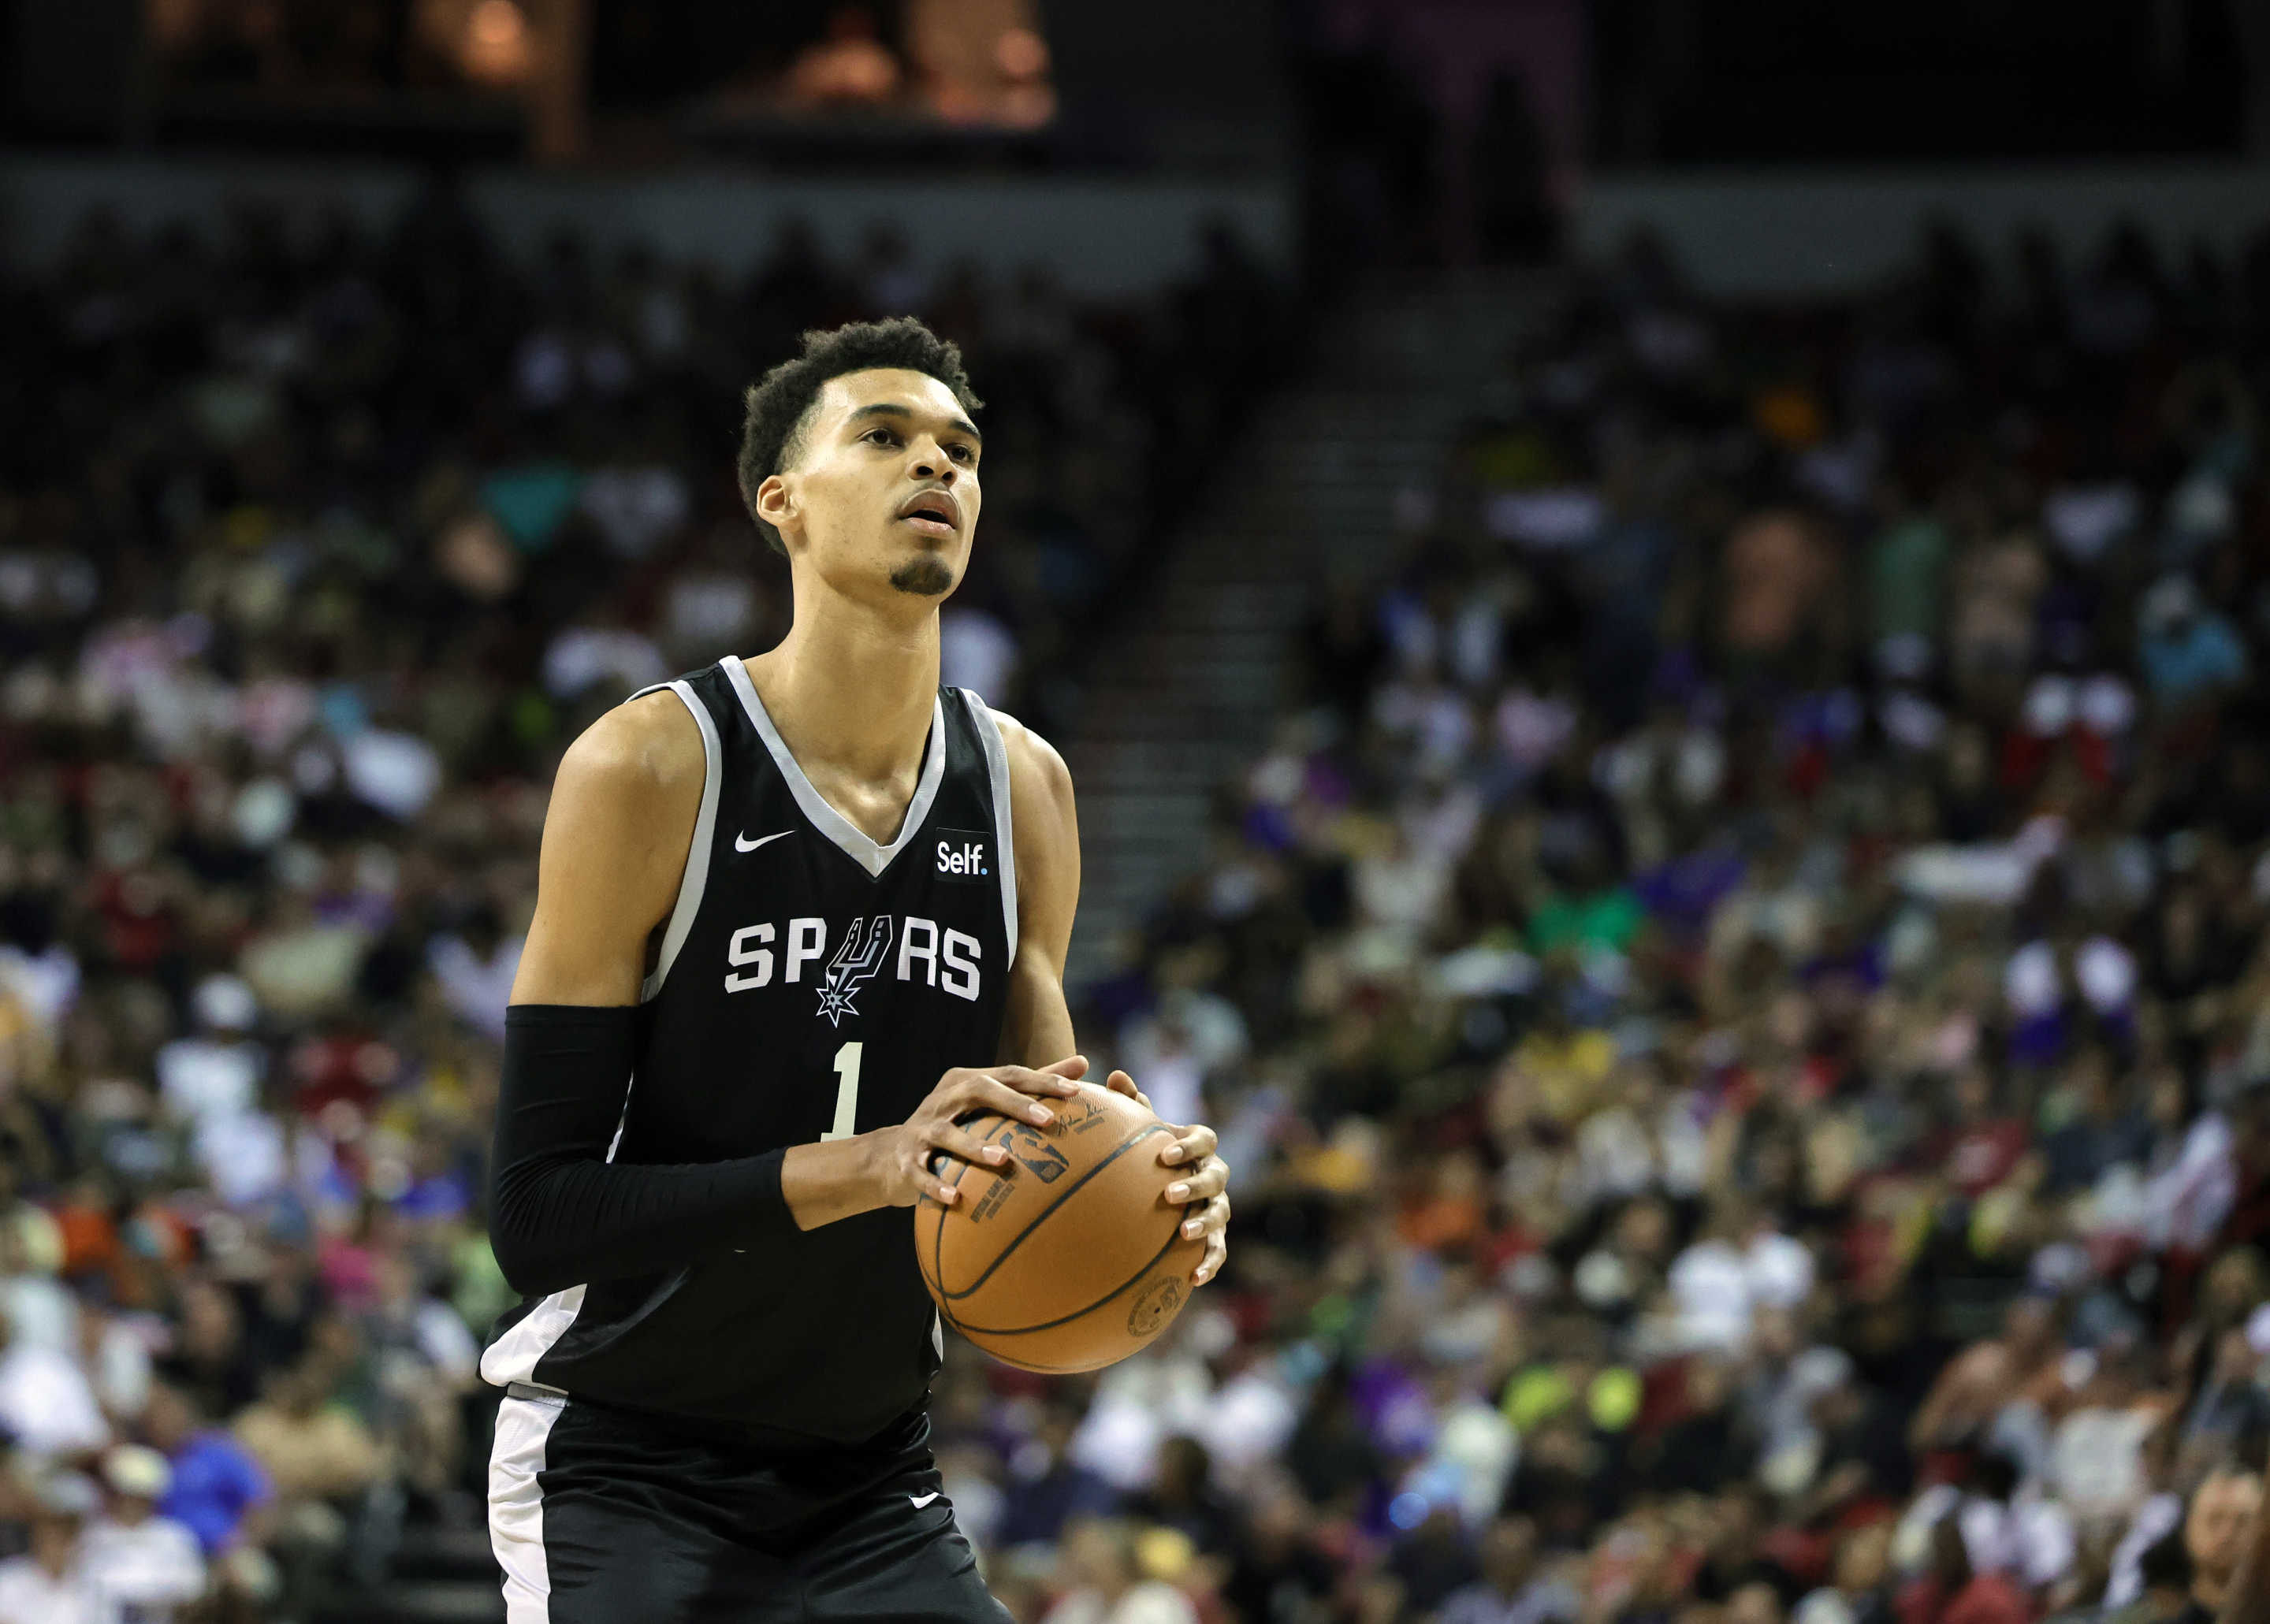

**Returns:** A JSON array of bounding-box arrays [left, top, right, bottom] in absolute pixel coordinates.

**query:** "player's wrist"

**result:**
[[783, 1133, 895, 1228], [852, 1128, 899, 1204]]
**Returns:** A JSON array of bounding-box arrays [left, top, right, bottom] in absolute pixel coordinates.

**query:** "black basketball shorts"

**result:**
[[487, 1384, 1012, 1624]]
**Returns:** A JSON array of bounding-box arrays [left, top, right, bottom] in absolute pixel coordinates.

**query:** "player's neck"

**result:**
[[745, 604, 940, 787]]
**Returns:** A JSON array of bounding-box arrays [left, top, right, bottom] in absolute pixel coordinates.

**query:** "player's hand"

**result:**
[[875, 1056, 1090, 1209], [1098, 1066, 1151, 1110], [1148, 1101, 1229, 1288]]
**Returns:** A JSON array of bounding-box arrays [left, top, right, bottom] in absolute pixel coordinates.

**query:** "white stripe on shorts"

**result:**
[[489, 1388, 568, 1623]]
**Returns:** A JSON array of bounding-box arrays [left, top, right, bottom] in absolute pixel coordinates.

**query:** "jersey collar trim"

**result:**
[[717, 656, 947, 880]]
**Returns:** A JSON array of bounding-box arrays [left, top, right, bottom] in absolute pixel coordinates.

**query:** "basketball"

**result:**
[[916, 1082, 1204, 1373]]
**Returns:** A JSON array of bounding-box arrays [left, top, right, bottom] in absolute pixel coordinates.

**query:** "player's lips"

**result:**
[[895, 488, 961, 538]]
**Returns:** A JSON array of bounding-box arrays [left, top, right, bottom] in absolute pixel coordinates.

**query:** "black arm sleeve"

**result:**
[[487, 1004, 801, 1297]]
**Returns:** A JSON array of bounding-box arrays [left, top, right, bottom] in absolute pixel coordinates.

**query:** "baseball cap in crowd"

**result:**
[[102, 1445, 173, 1502]]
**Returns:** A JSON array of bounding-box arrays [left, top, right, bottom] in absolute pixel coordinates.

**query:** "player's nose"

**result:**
[[908, 438, 958, 482]]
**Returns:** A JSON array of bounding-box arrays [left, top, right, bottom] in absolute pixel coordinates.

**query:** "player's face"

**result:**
[[763, 369, 981, 601]]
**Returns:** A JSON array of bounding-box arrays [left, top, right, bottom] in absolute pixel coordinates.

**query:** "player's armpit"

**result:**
[[512, 691, 707, 1009]]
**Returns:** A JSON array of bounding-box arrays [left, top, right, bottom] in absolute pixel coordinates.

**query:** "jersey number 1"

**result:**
[[821, 1041, 862, 1141]]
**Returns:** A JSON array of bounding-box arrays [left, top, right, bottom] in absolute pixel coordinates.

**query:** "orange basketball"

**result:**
[[915, 1082, 1203, 1373]]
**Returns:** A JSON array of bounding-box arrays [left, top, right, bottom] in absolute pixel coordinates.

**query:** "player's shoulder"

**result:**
[[975, 701, 1074, 811], [554, 685, 708, 809]]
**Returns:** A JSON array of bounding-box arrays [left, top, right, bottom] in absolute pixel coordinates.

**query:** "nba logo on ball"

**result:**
[[1002, 1124, 1069, 1183], [933, 828, 992, 883]]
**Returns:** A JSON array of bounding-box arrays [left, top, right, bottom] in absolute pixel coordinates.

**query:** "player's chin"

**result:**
[[887, 550, 958, 598]]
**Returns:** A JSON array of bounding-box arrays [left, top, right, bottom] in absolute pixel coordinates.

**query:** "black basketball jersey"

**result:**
[[481, 655, 1017, 1447]]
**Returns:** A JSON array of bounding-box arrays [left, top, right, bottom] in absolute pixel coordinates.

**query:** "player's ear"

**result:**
[[756, 471, 797, 542]]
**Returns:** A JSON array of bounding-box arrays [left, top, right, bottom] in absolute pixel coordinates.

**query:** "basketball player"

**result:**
[[479, 318, 1233, 1622]]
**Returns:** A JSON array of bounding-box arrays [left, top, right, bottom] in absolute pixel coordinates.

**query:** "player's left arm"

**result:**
[[994, 713, 1230, 1287]]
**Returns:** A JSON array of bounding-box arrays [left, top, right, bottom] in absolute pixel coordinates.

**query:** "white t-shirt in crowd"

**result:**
[[0, 1556, 118, 1624], [1669, 1239, 1751, 1352], [426, 933, 525, 1043], [82, 1515, 206, 1623], [0, 1275, 77, 1356], [0, 1343, 110, 1458], [154, 1036, 262, 1131]]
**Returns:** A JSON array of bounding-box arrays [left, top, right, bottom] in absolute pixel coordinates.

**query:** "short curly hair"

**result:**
[[735, 318, 983, 555]]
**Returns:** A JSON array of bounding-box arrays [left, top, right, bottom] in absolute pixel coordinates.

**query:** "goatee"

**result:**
[[890, 556, 955, 596]]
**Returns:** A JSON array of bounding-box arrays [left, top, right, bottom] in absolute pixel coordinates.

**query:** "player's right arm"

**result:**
[[490, 695, 1103, 1295], [491, 693, 817, 1297], [509, 692, 704, 1007]]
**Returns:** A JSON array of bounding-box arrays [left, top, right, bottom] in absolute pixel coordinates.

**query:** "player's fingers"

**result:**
[[1174, 1190, 1229, 1238], [926, 1122, 1009, 1169], [1163, 1156, 1229, 1207], [966, 1076, 1059, 1125], [911, 1151, 962, 1208], [1159, 1122, 1218, 1166], [918, 1169, 962, 1207], [1039, 1054, 1091, 1079], [1194, 1226, 1227, 1287], [988, 1064, 1085, 1098], [1102, 1068, 1144, 1101]]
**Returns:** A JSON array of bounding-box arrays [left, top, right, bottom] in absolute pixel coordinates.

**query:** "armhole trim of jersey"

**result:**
[[632, 678, 722, 1003], [961, 689, 1019, 965]]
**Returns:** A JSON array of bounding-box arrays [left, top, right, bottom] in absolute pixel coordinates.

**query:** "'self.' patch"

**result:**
[[932, 828, 993, 885]]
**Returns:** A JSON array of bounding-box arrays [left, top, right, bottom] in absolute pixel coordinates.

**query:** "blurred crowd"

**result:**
[[927, 217, 2270, 1624], [0, 184, 1279, 1621], [11, 154, 2270, 1624]]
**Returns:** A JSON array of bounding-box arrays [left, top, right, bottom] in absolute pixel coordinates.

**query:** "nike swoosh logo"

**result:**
[[735, 831, 791, 853], [908, 1492, 941, 1509]]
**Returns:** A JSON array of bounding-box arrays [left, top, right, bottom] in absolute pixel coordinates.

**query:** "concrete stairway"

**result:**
[[1062, 270, 1559, 993]]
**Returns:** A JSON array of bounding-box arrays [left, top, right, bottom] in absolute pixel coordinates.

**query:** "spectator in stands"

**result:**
[[997, 1407, 1123, 1555], [2175, 1465, 2260, 1624], [231, 1362, 385, 1619], [1043, 1517, 1200, 1624], [2107, 1532, 2194, 1624], [1438, 1514, 1573, 1624], [0, 1473, 108, 1624], [1122, 1436, 1240, 1562], [143, 1382, 270, 1559], [1898, 1514, 2030, 1624], [0, 1306, 110, 1462], [81, 1444, 206, 1622], [1219, 1488, 1339, 1624]]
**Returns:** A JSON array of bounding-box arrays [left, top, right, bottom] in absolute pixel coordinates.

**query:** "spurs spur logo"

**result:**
[[816, 915, 895, 1026]]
